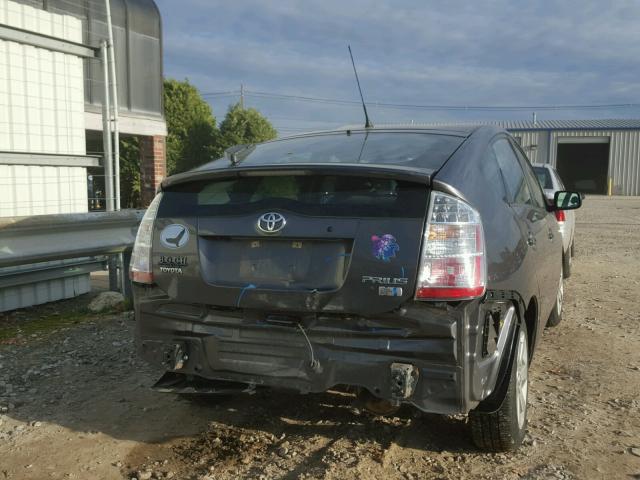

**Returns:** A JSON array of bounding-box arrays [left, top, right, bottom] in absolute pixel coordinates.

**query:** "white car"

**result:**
[[532, 164, 576, 277]]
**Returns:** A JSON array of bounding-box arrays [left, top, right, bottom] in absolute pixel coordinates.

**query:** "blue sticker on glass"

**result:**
[[371, 234, 399, 262]]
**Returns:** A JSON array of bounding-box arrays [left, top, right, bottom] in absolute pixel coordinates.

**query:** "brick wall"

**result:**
[[139, 135, 166, 206]]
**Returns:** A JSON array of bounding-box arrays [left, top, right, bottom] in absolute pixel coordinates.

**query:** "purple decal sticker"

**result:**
[[371, 234, 399, 262]]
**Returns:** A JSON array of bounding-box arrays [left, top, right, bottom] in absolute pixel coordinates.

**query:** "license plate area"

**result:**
[[199, 237, 352, 290]]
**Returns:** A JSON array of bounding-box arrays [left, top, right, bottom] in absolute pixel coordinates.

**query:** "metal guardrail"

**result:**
[[0, 257, 107, 290], [0, 210, 144, 269]]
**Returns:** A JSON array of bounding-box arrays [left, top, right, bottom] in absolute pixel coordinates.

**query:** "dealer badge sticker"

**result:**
[[160, 224, 189, 249]]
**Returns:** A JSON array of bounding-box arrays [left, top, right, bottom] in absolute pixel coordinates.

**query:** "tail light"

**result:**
[[554, 209, 565, 223], [130, 193, 163, 284], [415, 191, 486, 301]]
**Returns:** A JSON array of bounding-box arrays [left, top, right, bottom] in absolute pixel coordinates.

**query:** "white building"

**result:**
[[0, 0, 166, 311]]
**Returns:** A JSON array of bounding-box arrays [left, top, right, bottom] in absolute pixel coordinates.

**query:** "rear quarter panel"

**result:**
[[434, 131, 539, 318]]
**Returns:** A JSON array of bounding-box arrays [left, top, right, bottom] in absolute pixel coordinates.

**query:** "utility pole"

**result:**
[[240, 83, 244, 109]]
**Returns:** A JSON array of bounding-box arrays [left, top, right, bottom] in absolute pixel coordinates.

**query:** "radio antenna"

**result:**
[[348, 45, 373, 128]]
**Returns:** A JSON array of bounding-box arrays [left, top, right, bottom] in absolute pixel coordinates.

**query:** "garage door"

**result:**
[[556, 138, 610, 194]]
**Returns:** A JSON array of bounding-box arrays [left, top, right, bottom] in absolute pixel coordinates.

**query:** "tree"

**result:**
[[118, 136, 141, 208], [116, 82, 279, 205], [219, 103, 277, 150], [164, 78, 220, 174]]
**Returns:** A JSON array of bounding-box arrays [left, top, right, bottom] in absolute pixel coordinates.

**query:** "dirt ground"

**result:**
[[0, 196, 639, 480]]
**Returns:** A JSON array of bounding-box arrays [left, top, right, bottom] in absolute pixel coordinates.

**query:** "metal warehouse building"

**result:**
[[500, 119, 640, 196]]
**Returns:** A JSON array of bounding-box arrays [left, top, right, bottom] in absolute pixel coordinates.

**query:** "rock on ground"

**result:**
[[88, 291, 125, 313]]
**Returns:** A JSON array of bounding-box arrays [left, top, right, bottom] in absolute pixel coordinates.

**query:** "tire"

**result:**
[[546, 265, 564, 327], [562, 249, 572, 278], [469, 326, 529, 452]]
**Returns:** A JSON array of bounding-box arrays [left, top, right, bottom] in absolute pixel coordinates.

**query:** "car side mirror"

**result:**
[[554, 191, 582, 210]]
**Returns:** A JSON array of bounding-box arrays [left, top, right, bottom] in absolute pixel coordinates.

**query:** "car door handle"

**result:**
[[527, 233, 536, 247]]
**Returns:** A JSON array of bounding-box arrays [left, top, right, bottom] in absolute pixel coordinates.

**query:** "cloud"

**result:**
[[156, 0, 640, 132]]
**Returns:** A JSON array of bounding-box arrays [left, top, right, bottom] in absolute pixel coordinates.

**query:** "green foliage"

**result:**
[[164, 78, 220, 174], [219, 103, 277, 150], [119, 136, 141, 208], [117, 82, 278, 201]]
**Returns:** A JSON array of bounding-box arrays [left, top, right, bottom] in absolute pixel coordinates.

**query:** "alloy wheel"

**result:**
[[557, 268, 564, 316], [515, 329, 528, 429]]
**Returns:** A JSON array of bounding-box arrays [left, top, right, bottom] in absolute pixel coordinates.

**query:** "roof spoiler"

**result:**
[[161, 163, 433, 190]]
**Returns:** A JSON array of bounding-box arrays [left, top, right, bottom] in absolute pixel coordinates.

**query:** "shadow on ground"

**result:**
[[2, 324, 474, 447], [0, 295, 480, 480]]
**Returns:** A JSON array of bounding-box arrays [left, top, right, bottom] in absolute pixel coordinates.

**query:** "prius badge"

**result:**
[[257, 212, 286, 234]]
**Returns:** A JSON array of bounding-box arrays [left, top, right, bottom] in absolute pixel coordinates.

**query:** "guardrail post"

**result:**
[[108, 256, 118, 291], [121, 251, 133, 301]]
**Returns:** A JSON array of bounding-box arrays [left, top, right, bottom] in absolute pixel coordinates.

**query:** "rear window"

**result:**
[[200, 132, 464, 170], [532, 166, 553, 189], [159, 175, 428, 218]]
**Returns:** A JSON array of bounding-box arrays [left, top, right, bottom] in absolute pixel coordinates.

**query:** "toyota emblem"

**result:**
[[257, 212, 286, 234]]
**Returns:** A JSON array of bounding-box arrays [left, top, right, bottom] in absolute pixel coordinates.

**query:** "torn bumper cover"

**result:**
[[135, 292, 512, 415]]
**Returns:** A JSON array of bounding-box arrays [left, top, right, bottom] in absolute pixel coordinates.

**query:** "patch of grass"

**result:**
[[0, 310, 96, 344], [0, 294, 124, 344]]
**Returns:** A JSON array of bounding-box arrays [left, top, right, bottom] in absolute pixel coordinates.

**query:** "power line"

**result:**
[[275, 126, 322, 132], [201, 90, 241, 97], [246, 90, 358, 106], [205, 88, 640, 112]]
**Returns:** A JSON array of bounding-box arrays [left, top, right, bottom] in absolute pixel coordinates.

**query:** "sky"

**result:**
[[155, 0, 640, 136]]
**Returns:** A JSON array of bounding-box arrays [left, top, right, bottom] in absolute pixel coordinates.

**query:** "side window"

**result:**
[[510, 141, 547, 209], [492, 138, 533, 205], [482, 146, 508, 201], [552, 168, 565, 189]]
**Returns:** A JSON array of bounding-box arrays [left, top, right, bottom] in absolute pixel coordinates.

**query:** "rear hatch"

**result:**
[[152, 168, 430, 315]]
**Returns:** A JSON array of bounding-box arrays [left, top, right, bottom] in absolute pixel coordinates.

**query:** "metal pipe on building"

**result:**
[[101, 40, 118, 290], [104, 0, 126, 294], [104, 0, 121, 211], [101, 41, 114, 212]]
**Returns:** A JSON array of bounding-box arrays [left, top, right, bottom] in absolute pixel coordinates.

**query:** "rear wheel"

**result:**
[[547, 267, 564, 327], [469, 326, 529, 451]]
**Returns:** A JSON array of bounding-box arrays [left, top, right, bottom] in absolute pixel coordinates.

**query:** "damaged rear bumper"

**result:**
[[134, 286, 513, 415]]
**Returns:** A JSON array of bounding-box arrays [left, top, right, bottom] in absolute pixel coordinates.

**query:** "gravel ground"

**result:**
[[0, 196, 639, 480]]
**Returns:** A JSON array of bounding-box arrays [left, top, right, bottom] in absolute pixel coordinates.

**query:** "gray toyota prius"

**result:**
[[130, 125, 581, 451]]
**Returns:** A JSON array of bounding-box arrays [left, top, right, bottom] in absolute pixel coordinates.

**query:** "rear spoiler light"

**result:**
[[130, 193, 163, 284], [415, 191, 486, 301]]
